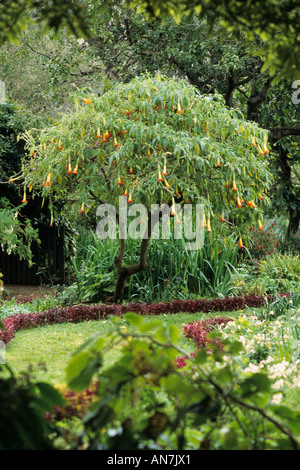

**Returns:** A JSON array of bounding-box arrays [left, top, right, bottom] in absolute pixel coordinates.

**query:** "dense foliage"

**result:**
[[0, 363, 64, 450], [59, 312, 300, 450]]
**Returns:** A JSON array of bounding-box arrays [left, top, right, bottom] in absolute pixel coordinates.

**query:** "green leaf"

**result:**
[[239, 373, 271, 398], [227, 341, 244, 355], [269, 404, 296, 420], [124, 312, 143, 327], [66, 349, 103, 391], [223, 428, 238, 450], [35, 382, 65, 407], [194, 348, 208, 364]]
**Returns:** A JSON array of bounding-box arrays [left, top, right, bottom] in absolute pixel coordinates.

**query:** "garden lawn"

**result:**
[[5, 310, 243, 384]]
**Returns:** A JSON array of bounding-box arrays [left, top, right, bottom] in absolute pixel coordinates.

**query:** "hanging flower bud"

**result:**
[[117, 176, 123, 185], [80, 202, 85, 213], [258, 145, 264, 156], [258, 220, 264, 231], [238, 237, 244, 249], [220, 212, 226, 222], [247, 200, 257, 209], [128, 193, 133, 204], [45, 173, 51, 187], [177, 102, 183, 114], [206, 218, 212, 232], [158, 170, 163, 182], [103, 130, 110, 141], [162, 163, 168, 176], [216, 157, 221, 168], [67, 163, 73, 174], [73, 164, 78, 175], [96, 128, 101, 138], [232, 179, 237, 191], [252, 136, 257, 146], [263, 143, 269, 154], [171, 198, 176, 216], [237, 197, 243, 208], [22, 190, 27, 204], [114, 137, 119, 148]]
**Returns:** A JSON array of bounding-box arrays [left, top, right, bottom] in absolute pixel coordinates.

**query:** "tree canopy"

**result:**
[[19, 75, 272, 238], [16, 75, 273, 299], [1, 0, 299, 79], [126, 0, 300, 80]]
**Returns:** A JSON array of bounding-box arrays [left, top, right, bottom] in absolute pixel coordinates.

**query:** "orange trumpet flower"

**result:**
[[22, 190, 27, 204], [237, 197, 243, 208]]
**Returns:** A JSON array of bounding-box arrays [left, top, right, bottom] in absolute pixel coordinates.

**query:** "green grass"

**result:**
[[5, 310, 243, 384]]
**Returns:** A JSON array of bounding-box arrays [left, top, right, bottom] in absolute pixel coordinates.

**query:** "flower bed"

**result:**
[[0, 294, 291, 345]]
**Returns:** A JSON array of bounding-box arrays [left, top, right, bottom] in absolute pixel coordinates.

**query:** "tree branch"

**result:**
[[23, 32, 54, 60]]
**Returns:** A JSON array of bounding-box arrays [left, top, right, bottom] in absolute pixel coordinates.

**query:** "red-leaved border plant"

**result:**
[[0, 294, 291, 345]]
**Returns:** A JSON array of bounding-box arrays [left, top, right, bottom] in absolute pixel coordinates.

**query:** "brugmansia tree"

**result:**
[[18, 75, 272, 301]]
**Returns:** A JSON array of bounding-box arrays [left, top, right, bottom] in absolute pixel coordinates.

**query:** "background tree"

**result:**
[[20, 75, 272, 301], [0, 0, 299, 79], [0, 103, 39, 263], [126, 0, 300, 79], [0, 27, 111, 120]]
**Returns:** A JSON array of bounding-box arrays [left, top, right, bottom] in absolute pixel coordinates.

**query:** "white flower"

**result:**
[[272, 393, 283, 404], [77, 38, 87, 46], [244, 363, 261, 374], [273, 379, 285, 389]]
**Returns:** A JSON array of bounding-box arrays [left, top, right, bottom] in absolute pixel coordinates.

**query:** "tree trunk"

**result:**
[[287, 209, 300, 237], [111, 205, 165, 303], [272, 143, 300, 238], [113, 237, 150, 303]]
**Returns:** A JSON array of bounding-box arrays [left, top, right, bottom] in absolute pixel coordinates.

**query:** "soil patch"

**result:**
[[4, 284, 55, 302]]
